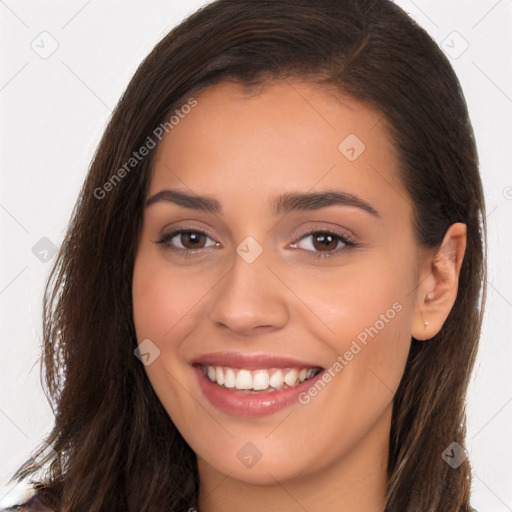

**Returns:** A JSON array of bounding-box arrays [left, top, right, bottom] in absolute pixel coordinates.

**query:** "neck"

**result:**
[[196, 405, 391, 512]]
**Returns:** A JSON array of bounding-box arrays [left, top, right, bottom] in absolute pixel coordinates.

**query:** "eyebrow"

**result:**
[[144, 189, 380, 217]]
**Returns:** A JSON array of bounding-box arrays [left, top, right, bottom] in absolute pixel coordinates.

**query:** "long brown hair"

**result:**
[[9, 1, 486, 510]]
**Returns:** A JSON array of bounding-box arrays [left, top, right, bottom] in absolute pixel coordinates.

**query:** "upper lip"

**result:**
[[191, 352, 324, 370]]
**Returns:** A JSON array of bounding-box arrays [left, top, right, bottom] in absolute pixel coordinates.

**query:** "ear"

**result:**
[[411, 222, 467, 341]]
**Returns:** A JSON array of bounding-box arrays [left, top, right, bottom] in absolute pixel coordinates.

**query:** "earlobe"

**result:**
[[412, 223, 467, 341]]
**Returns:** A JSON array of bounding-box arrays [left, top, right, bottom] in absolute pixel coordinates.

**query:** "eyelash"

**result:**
[[155, 226, 357, 260]]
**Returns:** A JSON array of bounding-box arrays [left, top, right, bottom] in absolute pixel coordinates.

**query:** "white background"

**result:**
[[1, 0, 511, 509]]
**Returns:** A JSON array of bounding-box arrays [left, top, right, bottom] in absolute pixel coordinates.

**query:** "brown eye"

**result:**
[[291, 229, 356, 260], [311, 233, 338, 252], [156, 228, 218, 254], [179, 231, 208, 249]]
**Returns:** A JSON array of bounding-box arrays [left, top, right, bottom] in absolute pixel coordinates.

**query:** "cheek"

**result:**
[[290, 251, 414, 341], [291, 254, 415, 400], [286, 273, 413, 464], [131, 254, 206, 427], [131, 255, 192, 394], [132, 254, 210, 342]]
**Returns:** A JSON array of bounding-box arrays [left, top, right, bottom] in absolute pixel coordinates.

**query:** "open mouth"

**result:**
[[196, 365, 324, 394]]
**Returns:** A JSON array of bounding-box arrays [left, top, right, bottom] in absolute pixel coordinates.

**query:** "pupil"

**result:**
[[183, 232, 204, 248], [315, 234, 336, 251]]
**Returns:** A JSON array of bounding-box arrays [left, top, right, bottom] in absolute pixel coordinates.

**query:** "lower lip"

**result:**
[[194, 366, 324, 418]]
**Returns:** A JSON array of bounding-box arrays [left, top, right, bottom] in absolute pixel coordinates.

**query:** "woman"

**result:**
[[3, 0, 486, 510]]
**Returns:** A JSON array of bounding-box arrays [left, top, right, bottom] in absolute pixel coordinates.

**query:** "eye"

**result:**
[[156, 227, 219, 255], [290, 229, 356, 259], [155, 226, 357, 260]]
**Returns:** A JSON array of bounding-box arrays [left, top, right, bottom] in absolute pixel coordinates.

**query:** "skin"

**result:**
[[132, 80, 466, 512]]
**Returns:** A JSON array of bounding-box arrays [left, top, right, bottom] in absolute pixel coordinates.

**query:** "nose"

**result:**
[[207, 246, 290, 335]]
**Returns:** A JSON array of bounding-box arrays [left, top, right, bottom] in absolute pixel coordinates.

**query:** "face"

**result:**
[[132, 80, 424, 486]]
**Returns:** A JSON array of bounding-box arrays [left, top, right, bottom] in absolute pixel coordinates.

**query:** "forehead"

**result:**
[[149, 79, 410, 222]]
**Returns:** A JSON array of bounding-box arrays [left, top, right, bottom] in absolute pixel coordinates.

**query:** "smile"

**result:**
[[199, 365, 323, 393]]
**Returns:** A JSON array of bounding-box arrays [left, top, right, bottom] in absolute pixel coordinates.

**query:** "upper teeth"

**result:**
[[202, 366, 320, 391]]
